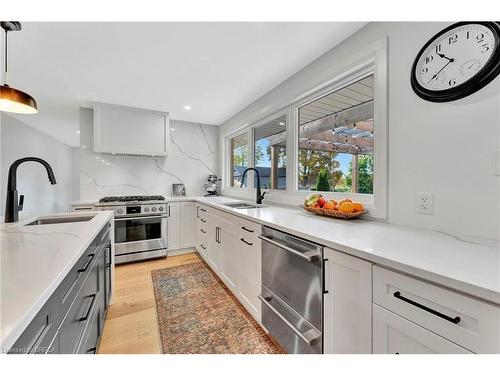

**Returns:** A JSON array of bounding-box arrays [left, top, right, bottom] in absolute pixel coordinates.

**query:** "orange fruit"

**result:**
[[339, 202, 354, 213], [352, 202, 364, 212], [338, 198, 352, 206], [323, 200, 336, 210]]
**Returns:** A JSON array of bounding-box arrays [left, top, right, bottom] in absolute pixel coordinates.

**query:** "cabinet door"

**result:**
[[180, 202, 196, 249], [238, 235, 261, 322], [324, 248, 373, 354], [373, 304, 471, 354], [167, 202, 181, 251], [207, 214, 221, 271], [219, 220, 239, 293]]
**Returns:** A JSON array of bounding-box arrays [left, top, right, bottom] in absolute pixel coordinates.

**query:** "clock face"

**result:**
[[411, 22, 500, 102]]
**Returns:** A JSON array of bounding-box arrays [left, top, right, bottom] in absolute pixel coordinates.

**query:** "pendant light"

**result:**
[[0, 21, 37, 114]]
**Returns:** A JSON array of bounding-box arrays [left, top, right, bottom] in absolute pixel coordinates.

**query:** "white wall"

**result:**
[[219, 22, 500, 240], [79, 108, 218, 200], [0, 114, 76, 217]]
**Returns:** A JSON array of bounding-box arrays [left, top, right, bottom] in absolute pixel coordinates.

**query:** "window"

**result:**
[[253, 114, 287, 190], [297, 74, 374, 194], [229, 132, 249, 187]]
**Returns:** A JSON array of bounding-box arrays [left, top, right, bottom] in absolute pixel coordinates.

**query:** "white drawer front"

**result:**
[[373, 304, 471, 354], [373, 266, 500, 353]]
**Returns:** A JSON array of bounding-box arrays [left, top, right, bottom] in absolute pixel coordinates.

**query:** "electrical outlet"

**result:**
[[417, 193, 434, 214]]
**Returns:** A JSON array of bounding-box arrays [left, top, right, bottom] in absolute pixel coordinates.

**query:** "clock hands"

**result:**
[[427, 56, 455, 85], [437, 52, 454, 62]]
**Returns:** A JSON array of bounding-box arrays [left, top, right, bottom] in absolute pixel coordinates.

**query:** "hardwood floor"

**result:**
[[98, 251, 200, 354]]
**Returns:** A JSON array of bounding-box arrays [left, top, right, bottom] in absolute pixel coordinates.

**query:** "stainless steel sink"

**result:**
[[25, 215, 95, 226], [222, 202, 263, 209]]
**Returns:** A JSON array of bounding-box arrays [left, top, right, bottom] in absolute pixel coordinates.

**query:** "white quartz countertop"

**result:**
[[194, 196, 500, 306], [0, 210, 113, 352]]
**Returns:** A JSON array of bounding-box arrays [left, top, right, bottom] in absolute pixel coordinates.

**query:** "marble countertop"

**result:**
[[0, 210, 114, 352], [193, 196, 500, 306]]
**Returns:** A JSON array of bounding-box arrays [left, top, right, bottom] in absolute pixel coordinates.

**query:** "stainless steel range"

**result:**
[[95, 195, 167, 264]]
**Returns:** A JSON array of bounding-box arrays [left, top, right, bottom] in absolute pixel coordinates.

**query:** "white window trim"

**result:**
[[223, 37, 388, 219]]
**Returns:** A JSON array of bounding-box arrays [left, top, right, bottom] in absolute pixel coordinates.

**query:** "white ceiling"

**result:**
[[2, 22, 367, 146]]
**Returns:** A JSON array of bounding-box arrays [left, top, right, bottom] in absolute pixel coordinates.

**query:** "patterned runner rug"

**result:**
[[151, 257, 283, 354]]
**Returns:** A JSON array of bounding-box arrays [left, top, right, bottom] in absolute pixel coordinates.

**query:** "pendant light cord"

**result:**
[[3, 29, 7, 83]]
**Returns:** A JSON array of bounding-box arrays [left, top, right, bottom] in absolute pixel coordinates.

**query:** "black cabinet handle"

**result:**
[[78, 254, 94, 273], [240, 238, 253, 246], [200, 244, 206, 250], [322, 258, 329, 294], [168, 205, 171, 217], [200, 208, 207, 212], [200, 229, 206, 234], [196, 206, 199, 218], [393, 291, 461, 324], [241, 226, 254, 233], [201, 218, 206, 223], [79, 294, 97, 322]]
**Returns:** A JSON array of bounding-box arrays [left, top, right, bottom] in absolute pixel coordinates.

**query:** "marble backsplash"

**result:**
[[78, 108, 218, 201]]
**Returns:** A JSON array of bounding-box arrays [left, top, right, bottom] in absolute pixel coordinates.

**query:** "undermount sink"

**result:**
[[222, 202, 263, 209], [24, 214, 96, 226]]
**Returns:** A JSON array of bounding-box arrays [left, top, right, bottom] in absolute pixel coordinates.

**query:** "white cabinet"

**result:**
[[238, 229, 261, 322], [180, 202, 195, 249], [324, 248, 373, 354], [93, 102, 169, 156], [219, 218, 240, 294], [167, 202, 180, 251], [373, 304, 471, 354], [196, 205, 262, 324]]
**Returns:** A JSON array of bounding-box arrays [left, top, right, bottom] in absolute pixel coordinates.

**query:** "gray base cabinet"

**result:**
[[9, 222, 111, 354]]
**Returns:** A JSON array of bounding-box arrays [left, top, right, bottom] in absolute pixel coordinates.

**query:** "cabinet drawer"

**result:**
[[196, 205, 209, 221], [373, 304, 471, 354], [77, 301, 102, 354], [373, 266, 500, 353], [59, 251, 101, 354]]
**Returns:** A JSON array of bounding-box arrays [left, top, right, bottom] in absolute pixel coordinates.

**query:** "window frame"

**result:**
[[222, 38, 388, 219]]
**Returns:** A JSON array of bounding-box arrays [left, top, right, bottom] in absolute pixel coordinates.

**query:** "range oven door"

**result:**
[[114, 215, 167, 255], [259, 226, 323, 354]]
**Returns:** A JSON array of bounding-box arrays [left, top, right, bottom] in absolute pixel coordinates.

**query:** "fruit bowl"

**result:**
[[303, 205, 367, 219]]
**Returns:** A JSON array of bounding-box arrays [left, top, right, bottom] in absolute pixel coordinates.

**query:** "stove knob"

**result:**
[[144, 207, 150, 212], [117, 208, 123, 215], [151, 207, 157, 212], [158, 206, 164, 212]]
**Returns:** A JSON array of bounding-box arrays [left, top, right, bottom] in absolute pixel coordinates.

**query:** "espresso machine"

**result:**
[[204, 174, 221, 196]]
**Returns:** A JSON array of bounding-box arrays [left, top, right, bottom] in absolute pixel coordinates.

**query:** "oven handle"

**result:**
[[258, 294, 321, 346], [258, 235, 320, 262], [114, 215, 168, 221]]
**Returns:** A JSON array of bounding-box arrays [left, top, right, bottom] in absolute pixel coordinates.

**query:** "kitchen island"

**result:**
[[0, 211, 114, 353]]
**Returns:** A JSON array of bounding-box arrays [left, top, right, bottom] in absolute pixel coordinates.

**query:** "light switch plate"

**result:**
[[494, 150, 500, 176], [417, 192, 434, 215]]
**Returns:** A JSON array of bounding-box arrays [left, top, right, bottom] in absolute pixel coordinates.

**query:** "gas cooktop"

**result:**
[[98, 195, 165, 203]]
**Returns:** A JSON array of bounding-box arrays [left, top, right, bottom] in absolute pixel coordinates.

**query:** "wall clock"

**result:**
[[411, 22, 500, 102]]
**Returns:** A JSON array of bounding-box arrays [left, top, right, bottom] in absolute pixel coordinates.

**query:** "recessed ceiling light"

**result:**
[[183, 105, 191, 111], [81, 145, 87, 149], [279, 122, 284, 125], [76, 130, 81, 134], [171, 128, 176, 132]]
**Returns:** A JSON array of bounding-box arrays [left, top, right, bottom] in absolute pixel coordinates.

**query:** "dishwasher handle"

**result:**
[[258, 235, 320, 262]]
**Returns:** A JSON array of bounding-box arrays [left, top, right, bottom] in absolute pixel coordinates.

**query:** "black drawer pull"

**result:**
[[79, 294, 97, 322], [200, 229, 206, 234], [200, 218, 206, 223], [200, 244, 206, 250], [200, 208, 207, 212], [78, 254, 95, 273], [241, 226, 254, 233], [393, 291, 461, 324], [240, 238, 253, 246]]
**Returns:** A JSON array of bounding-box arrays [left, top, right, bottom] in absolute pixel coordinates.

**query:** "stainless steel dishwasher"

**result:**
[[258, 226, 324, 354]]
